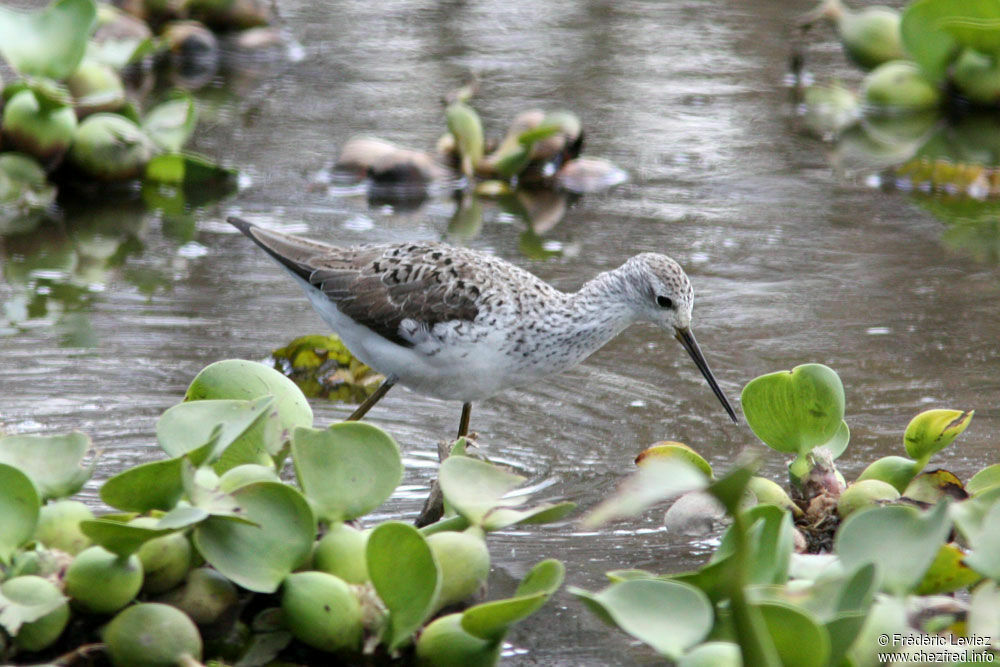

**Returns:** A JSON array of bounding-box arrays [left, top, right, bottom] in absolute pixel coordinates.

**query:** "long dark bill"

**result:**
[[674, 327, 738, 423]]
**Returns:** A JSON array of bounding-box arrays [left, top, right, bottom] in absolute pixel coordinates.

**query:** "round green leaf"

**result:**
[[0, 463, 40, 564], [968, 464, 1000, 497], [79, 519, 173, 557], [757, 601, 829, 667], [291, 422, 402, 523], [0, 0, 96, 80], [856, 455, 921, 493], [439, 456, 527, 526], [902, 469, 967, 504], [461, 559, 564, 641], [678, 642, 743, 667], [835, 502, 952, 595], [185, 359, 313, 443], [740, 364, 845, 455], [100, 457, 184, 513], [142, 93, 196, 153], [915, 543, 982, 594], [0, 431, 92, 500], [903, 409, 973, 462], [902, 0, 1000, 82], [193, 482, 315, 593], [582, 457, 708, 528], [635, 441, 713, 477], [366, 521, 439, 651], [964, 501, 1000, 581], [570, 579, 713, 660], [156, 396, 276, 462]]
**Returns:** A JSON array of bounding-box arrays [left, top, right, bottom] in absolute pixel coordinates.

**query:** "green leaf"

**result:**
[[915, 542, 982, 594], [0, 0, 97, 80], [964, 500, 1000, 580], [635, 441, 714, 478], [461, 559, 564, 641], [100, 457, 184, 513], [581, 457, 708, 527], [481, 501, 576, 531], [366, 521, 439, 651], [156, 396, 276, 463], [193, 481, 315, 593], [438, 456, 527, 526], [968, 580, 1000, 645], [142, 93, 196, 153], [144, 152, 237, 187], [835, 502, 952, 595], [856, 455, 921, 493], [756, 601, 830, 667], [446, 102, 484, 177], [0, 576, 67, 636], [825, 612, 867, 667], [291, 422, 402, 523], [0, 431, 93, 500], [968, 463, 1000, 496], [740, 363, 845, 456], [902, 469, 967, 504], [677, 642, 742, 667], [0, 463, 40, 565], [156, 505, 209, 530], [569, 579, 713, 660], [78, 518, 172, 557], [951, 486, 1000, 542], [941, 16, 1000, 55], [903, 409, 973, 462], [715, 505, 794, 585], [706, 458, 758, 516], [185, 359, 313, 444], [822, 420, 851, 460]]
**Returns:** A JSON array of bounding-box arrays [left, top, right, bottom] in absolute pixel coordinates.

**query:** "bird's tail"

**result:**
[[226, 216, 335, 281]]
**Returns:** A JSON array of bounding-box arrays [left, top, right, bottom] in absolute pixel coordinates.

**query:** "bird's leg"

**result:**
[[346, 374, 397, 421], [457, 403, 472, 438]]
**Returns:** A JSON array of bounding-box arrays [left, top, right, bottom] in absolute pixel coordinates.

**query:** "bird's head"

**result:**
[[624, 253, 738, 423]]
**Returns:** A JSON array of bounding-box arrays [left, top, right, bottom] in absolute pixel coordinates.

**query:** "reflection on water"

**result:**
[[3, 0, 1000, 663]]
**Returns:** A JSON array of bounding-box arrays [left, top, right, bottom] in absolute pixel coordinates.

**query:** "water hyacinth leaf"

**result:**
[[856, 455, 921, 493], [835, 502, 952, 595], [461, 559, 564, 641], [292, 422, 402, 523], [963, 500, 1000, 580], [145, 153, 237, 189], [156, 396, 275, 461], [677, 642, 742, 667], [439, 456, 528, 526], [481, 501, 576, 531], [822, 420, 850, 460], [156, 505, 209, 530], [0, 579, 67, 637], [100, 456, 184, 513], [968, 581, 1000, 645], [950, 486, 1000, 542], [634, 441, 713, 478], [740, 363, 845, 456], [0, 153, 56, 233], [142, 93, 196, 153], [569, 579, 713, 660], [716, 505, 794, 586], [915, 543, 982, 594], [367, 521, 439, 651], [824, 612, 867, 667], [756, 601, 829, 667], [706, 458, 758, 515], [846, 594, 908, 666], [0, 464, 40, 564], [836, 563, 878, 616], [0, 0, 96, 80], [902, 469, 967, 504], [0, 431, 92, 500], [79, 519, 172, 557], [180, 460, 254, 524], [185, 359, 313, 445], [940, 15, 1000, 55], [968, 464, 1000, 496], [606, 569, 657, 583], [446, 102, 484, 177], [193, 481, 315, 593], [582, 458, 708, 527], [903, 409, 973, 461]]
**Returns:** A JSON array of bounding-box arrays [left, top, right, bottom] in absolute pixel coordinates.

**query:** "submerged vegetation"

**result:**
[[0, 359, 571, 665]]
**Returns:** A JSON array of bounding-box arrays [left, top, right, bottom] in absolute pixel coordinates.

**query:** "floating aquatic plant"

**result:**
[[0, 359, 569, 665]]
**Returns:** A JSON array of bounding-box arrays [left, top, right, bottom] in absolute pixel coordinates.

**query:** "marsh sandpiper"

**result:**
[[227, 216, 737, 436]]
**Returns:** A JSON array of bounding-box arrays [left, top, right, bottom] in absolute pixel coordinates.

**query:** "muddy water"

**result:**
[[2, 0, 999, 663]]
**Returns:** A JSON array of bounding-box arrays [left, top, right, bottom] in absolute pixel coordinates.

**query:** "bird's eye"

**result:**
[[656, 295, 673, 309]]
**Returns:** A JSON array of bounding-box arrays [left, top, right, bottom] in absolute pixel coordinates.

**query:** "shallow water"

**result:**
[[3, 0, 1000, 663]]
